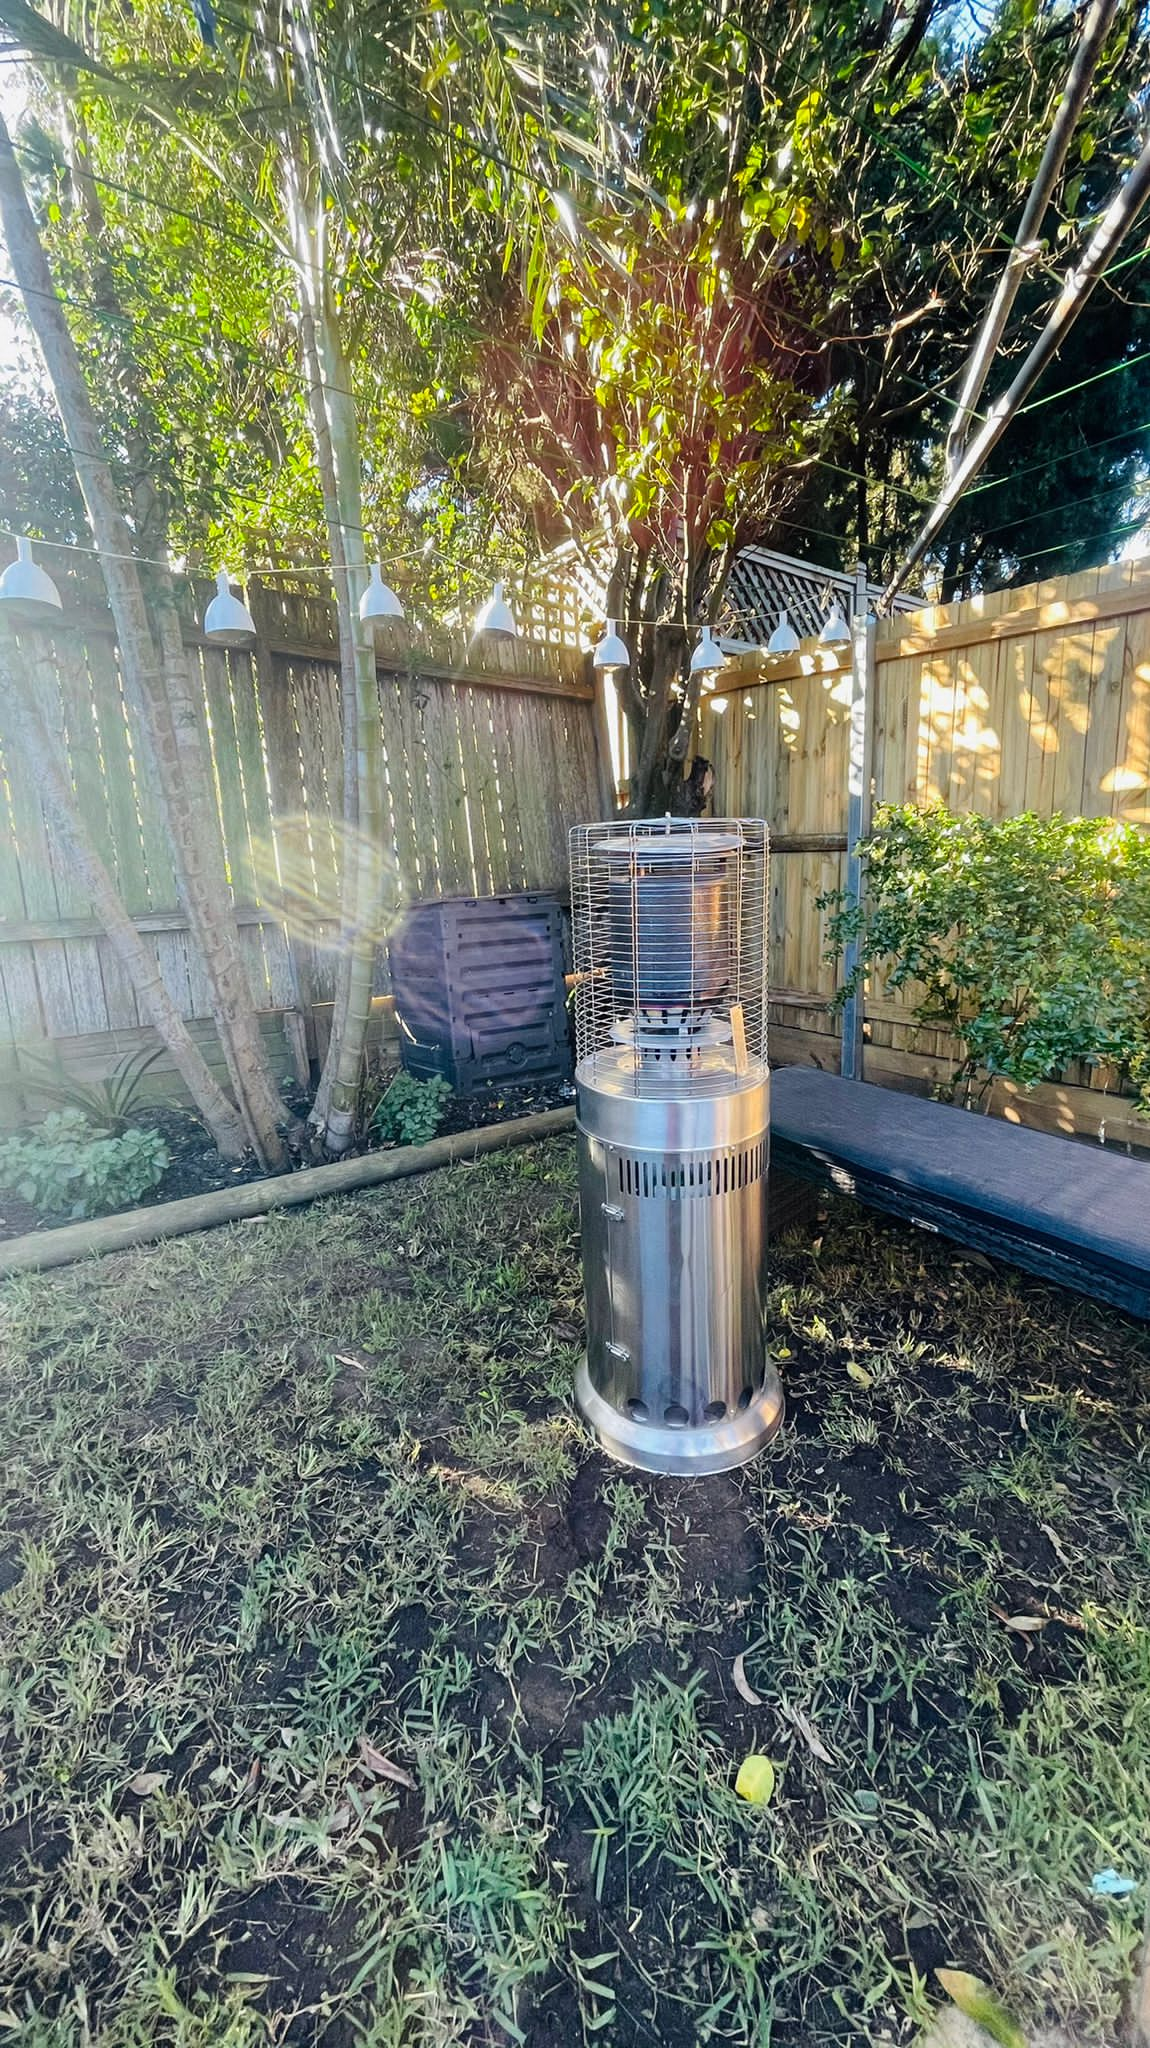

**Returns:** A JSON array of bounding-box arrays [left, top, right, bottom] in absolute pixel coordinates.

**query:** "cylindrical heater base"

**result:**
[[575, 1068, 783, 1476]]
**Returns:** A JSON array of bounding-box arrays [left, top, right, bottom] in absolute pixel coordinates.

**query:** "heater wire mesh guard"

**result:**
[[569, 817, 768, 1094]]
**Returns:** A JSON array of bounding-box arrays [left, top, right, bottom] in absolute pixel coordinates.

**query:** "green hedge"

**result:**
[[820, 805, 1150, 1113]]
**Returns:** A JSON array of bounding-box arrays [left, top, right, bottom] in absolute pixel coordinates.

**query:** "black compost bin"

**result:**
[[389, 892, 571, 1091]]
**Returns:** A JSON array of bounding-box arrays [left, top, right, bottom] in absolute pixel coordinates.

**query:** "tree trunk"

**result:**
[[0, 635, 249, 1156], [629, 615, 690, 816], [0, 107, 288, 1171]]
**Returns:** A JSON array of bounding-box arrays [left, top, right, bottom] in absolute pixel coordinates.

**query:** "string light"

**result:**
[[203, 569, 256, 644], [359, 562, 405, 623], [766, 610, 800, 655], [818, 602, 852, 646], [689, 626, 725, 675], [0, 527, 886, 639], [0, 536, 64, 619], [592, 618, 630, 669], [473, 581, 518, 639]]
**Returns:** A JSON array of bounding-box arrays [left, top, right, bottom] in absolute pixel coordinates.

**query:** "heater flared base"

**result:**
[[576, 1355, 784, 1476]]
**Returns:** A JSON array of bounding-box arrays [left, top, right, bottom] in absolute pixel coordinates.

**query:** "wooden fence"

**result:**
[[0, 574, 605, 1118], [703, 559, 1150, 1150]]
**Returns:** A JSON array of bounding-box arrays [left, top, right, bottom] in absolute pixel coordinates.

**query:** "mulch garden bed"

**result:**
[[0, 1073, 574, 1241]]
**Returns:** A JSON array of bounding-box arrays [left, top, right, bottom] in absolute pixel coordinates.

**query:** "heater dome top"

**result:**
[[595, 824, 743, 864]]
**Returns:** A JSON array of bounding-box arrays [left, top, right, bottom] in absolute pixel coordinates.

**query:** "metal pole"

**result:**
[[839, 603, 877, 1081], [944, 0, 1122, 477], [883, 126, 1150, 610]]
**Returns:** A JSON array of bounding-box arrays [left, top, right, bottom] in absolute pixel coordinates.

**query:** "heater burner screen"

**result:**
[[570, 819, 768, 1098]]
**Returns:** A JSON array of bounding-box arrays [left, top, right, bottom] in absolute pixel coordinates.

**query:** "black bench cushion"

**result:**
[[770, 1066, 1150, 1307]]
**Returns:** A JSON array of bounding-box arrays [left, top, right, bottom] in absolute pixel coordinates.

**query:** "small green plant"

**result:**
[[370, 1070, 453, 1146], [0, 1109, 170, 1219], [21, 1046, 165, 1134], [821, 804, 1150, 1111]]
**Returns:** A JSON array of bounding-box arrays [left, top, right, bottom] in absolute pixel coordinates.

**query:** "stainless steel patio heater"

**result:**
[[569, 817, 783, 1475]]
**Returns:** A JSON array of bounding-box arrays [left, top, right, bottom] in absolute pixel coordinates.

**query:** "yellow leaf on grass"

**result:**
[[735, 1755, 776, 1805], [935, 1969, 1027, 2048], [846, 1360, 874, 1389]]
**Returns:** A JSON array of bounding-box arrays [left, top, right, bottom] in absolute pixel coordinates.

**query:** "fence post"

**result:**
[[840, 574, 877, 1082]]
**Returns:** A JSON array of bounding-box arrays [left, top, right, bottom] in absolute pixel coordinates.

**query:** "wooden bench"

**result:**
[[770, 1066, 1150, 1319]]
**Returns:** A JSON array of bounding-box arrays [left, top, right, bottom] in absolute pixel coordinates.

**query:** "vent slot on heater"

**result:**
[[616, 1140, 767, 1199]]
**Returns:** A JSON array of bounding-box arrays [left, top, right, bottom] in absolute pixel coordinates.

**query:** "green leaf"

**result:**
[[934, 1969, 1027, 2048]]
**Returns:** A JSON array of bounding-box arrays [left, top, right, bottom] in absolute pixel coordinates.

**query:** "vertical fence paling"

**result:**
[[0, 579, 599, 1090], [701, 560, 1150, 1100]]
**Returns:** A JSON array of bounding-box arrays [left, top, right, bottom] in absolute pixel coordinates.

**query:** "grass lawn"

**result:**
[[0, 1136, 1147, 2048]]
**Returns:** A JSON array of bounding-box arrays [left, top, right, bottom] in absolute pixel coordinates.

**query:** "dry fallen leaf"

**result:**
[[234, 1758, 262, 1805], [956, 1249, 995, 1272], [358, 1736, 416, 1791], [126, 1770, 168, 1797], [780, 1700, 835, 1765], [732, 1653, 763, 1707], [1039, 1522, 1071, 1568], [1003, 1614, 1047, 1634]]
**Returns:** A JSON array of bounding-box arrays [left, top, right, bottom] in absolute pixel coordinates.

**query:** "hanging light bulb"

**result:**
[[203, 569, 256, 646], [689, 625, 726, 676], [359, 562, 404, 625], [0, 537, 63, 621], [473, 579, 518, 640], [766, 609, 800, 656], [592, 618, 630, 670], [818, 602, 852, 648]]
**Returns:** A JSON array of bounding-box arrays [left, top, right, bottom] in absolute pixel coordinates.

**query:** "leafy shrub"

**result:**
[[821, 805, 1150, 1112], [0, 1110, 170, 1219], [20, 1046, 164, 1134], [370, 1071, 453, 1147]]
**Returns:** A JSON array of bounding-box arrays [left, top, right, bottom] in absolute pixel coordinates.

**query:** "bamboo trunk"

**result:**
[[285, 167, 385, 1154]]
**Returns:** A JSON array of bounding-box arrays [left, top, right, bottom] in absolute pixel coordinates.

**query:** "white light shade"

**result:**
[[689, 625, 725, 676], [593, 618, 630, 670], [766, 609, 801, 656], [203, 569, 256, 645], [0, 536, 63, 619], [473, 579, 518, 639], [818, 602, 852, 647], [359, 561, 404, 624]]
